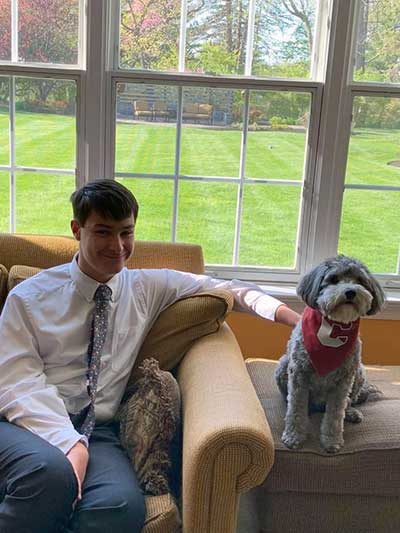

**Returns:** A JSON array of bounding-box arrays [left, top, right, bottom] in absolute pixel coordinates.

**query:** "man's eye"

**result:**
[[96, 230, 108, 236]]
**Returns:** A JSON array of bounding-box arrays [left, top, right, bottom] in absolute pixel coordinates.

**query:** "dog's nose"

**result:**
[[345, 290, 356, 300]]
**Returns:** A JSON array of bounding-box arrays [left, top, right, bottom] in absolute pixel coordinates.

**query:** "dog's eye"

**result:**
[[328, 275, 339, 284]]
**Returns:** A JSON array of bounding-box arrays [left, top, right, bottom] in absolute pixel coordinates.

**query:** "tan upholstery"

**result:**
[[134, 100, 153, 119], [153, 101, 169, 120], [128, 290, 234, 385], [182, 103, 213, 123], [0, 232, 274, 533], [0, 234, 204, 273], [8, 265, 42, 292], [245, 359, 400, 533], [179, 326, 274, 532], [143, 494, 181, 533]]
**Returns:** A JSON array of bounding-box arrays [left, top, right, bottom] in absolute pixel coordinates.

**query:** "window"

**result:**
[[0, 0, 399, 291], [0, 0, 82, 233]]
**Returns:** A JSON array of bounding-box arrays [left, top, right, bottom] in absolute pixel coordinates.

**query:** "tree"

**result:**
[[354, 0, 400, 83], [120, 0, 180, 70], [186, 0, 248, 75], [0, 0, 78, 108], [253, 0, 314, 75]]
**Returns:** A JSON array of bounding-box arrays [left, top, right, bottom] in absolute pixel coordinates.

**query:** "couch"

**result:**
[[0, 233, 274, 533], [182, 103, 213, 124], [238, 358, 400, 533], [133, 100, 153, 120]]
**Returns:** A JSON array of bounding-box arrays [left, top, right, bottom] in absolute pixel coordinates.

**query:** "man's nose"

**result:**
[[109, 234, 124, 252]]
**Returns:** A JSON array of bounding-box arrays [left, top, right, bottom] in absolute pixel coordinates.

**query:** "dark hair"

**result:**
[[70, 179, 139, 226]]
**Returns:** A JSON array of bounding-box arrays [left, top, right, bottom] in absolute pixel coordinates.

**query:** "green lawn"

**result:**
[[1, 111, 399, 272]]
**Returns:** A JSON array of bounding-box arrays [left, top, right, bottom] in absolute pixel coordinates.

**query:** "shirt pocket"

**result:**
[[111, 327, 138, 373]]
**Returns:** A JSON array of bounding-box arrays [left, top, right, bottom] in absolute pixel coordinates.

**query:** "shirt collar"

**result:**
[[70, 253, 121, 302]]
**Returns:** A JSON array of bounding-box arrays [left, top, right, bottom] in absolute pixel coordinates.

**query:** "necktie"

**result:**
[[79, 284, 112, 438]]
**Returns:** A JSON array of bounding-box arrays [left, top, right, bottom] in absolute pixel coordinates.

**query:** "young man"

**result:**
[[0, 179, 300, 532]]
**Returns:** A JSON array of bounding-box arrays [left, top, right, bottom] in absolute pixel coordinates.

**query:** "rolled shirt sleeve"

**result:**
[[143, 269, 284, 321], [0, 293, 85, 454]]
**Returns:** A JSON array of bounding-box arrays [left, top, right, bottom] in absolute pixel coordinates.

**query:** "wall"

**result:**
[[226, 312, 400, 365]]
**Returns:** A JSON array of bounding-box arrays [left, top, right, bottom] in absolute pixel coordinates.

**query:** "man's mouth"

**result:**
[[103, 254, 126, 260]]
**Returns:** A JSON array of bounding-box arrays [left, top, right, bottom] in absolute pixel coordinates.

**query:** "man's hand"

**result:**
[[66, 441, 89, 502], [275, 304, 301, 328]]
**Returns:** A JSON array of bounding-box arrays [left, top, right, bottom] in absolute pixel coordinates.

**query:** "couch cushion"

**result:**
[[0, 264, 8, 313], [143, 493, 181, 533], [127, 289, 234, 387], [183, 103, 198, 114], [7, 265, 42, 292], [246, 359, 400, 497], [0, 234, 204, 273]]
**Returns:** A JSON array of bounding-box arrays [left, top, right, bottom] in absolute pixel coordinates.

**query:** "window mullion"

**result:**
[[172, 87, 184, 243], [11, 0, 18, 63], [9, 77, 16, 233], [232, 90, 250, 266], [244, 0, 256, 76], [83, 0, 109, 183], [306, 0, 357, 270], [178, 0, 188, 73]]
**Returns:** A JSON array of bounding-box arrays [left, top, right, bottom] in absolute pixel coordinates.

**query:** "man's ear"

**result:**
[[71, 219, 81, 241]]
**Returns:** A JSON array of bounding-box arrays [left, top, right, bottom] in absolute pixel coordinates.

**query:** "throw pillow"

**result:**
[[126, 289, 233, 390], [7, 265, 41, 292], [117, 358, 181, 496]]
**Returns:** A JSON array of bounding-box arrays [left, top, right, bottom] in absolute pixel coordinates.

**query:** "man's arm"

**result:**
[[274, 303, 301, 327], [141, 269, 301, 326], [0, 292, 87, 454]]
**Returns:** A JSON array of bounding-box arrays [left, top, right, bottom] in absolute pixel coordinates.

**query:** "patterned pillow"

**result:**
[[117, 358, 181, 497]]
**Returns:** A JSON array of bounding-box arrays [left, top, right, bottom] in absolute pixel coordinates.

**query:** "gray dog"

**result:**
[[275, 255, 385, 453]]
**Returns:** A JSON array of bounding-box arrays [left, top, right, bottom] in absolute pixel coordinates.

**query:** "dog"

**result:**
[[275, 255, 385, 453]]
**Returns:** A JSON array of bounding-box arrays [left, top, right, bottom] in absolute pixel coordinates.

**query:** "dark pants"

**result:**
[[0, 419, 145, 533]]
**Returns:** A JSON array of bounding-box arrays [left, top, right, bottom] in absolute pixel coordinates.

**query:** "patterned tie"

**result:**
[[79, 284, 112, 438]]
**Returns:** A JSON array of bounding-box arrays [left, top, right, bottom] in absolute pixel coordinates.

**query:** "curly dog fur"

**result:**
[[275, 255, 385, 453]]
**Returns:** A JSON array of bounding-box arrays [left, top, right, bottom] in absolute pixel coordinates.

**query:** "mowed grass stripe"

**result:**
[[0, 112, 399, 270]]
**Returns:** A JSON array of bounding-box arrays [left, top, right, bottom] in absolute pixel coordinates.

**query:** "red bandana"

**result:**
[[302, 306, 360, 376]]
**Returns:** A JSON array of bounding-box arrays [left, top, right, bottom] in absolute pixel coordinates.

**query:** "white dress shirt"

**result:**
[[0, 256, 283, 454]]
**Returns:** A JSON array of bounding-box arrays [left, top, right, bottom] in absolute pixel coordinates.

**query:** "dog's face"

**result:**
[[297, 255, 386, 323]]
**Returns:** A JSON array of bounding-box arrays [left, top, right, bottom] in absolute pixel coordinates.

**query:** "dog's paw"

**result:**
[[345, 407, 363, 424], [320, 434, 344, 454], [281, 429, 307, 449]]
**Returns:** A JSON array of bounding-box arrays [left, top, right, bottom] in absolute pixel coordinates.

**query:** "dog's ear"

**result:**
[[361, 267, 386, 315], [297, 262, 330, 308]]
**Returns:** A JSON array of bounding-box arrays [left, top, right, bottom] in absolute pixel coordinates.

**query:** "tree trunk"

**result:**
[[226, 0, 233, 52], [355, 0, 369, 72]]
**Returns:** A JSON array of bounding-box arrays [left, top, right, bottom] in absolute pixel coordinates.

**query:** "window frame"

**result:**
[[0, 0, 399, 293]]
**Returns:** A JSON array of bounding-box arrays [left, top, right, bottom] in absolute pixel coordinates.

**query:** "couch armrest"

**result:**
[[177, 323, 274, 533]]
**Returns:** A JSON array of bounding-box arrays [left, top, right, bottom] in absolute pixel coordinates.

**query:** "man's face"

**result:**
[[71, 211, 135, 282]]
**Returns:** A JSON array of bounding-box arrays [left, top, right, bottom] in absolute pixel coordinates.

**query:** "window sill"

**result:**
[[259, 284, 400, 321]]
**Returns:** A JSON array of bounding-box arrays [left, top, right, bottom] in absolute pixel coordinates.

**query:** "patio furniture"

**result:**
[[153, 101, 170, 121], [133, 100, 153, 120], [182, 103, 213, 124]]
